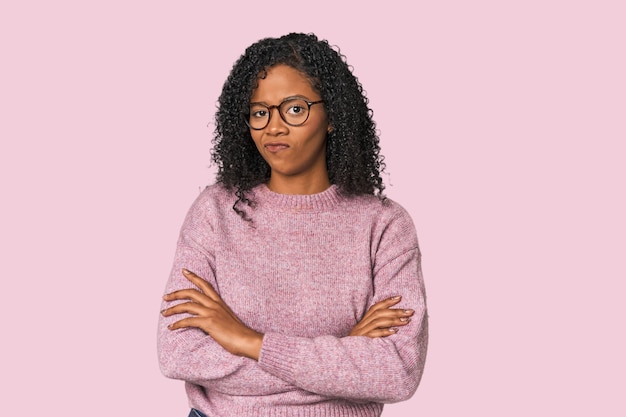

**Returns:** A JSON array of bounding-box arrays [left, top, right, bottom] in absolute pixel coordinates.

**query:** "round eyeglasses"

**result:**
[[245, 97, 324, 130]]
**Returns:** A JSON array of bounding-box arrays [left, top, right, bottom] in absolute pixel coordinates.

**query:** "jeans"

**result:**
[[188, 409, 207, 417]]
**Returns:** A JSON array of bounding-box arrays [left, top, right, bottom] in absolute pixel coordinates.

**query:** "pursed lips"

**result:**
[[264, 142, 290, 153]]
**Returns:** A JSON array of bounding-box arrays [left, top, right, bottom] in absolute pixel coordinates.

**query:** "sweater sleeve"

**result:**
[[157, 191, 295, 394], [257, 207, 428, 403]]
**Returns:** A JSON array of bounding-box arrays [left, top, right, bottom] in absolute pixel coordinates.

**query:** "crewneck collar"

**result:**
[[253, 183, 343, 212]]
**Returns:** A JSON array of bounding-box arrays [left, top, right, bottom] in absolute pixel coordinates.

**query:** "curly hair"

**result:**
[[211, 33, 385, 219]]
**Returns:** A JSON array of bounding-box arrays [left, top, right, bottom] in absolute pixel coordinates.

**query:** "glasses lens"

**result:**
[[249, 104, 270, 129], [280, 99, 310, 126]]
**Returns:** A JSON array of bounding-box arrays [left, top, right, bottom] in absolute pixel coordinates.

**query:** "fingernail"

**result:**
[[160, 309, 166, 315], [392, 296, 401, 300], [400, 317, 410, 322], [390, 328, 399, 333], [182, 268, 190, 275], [404, 309, 414, 315]]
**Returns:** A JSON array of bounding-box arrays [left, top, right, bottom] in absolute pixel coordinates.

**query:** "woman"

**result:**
[[158, 33, 428, 417]]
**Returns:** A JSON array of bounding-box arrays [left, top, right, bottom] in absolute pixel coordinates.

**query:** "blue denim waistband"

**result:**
[[188, 409, 207, 417]]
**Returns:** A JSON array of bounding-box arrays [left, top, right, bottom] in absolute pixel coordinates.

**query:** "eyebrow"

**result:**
[[249, 95, 314, 106]]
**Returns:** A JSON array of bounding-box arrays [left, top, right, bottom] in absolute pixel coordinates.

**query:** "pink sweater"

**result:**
[[158, 184, 428, 417]]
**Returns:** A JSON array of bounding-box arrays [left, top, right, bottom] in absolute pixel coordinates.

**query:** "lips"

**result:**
[[264, 142, 289, 153]]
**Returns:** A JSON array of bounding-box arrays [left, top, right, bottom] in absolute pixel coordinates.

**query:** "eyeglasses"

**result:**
[[245, 97, 324, 130]]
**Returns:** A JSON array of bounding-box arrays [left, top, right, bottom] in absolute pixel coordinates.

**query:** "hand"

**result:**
[[161, 269, 263, 360], [349, 296, 414, 338]]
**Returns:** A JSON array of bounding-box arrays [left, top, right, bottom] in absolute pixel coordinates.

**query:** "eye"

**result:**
[[287, 104, 304, 115], [250, 105, 268, 118]]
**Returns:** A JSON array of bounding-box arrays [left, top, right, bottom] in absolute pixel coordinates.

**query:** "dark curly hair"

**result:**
[[211, 33, 385, 219]]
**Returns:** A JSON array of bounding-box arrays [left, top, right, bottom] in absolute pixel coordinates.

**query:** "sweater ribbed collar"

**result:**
[[253, 183, 343, 212]]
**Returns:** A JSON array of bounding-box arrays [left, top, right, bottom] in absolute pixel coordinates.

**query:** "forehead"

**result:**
[[250, 64, 319, 103]]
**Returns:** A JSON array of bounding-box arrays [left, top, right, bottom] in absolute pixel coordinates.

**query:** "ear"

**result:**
[[327, 125, 334, 134]]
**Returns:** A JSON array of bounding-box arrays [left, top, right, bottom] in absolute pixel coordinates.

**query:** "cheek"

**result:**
[[309, 116, 330, 140], [250, 132, 263, 149], [305, 124, 330, 147]]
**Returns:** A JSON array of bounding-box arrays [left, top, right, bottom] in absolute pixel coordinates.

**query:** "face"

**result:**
[[249, 64, 330, 192]]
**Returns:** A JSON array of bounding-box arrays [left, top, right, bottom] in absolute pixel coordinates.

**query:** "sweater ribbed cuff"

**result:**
[[258, 332, 301, 384]]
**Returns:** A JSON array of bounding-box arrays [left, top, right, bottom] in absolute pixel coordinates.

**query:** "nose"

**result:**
[[265, 106, 288, 134]]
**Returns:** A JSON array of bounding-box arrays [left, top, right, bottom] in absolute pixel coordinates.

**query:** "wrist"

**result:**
[[240, 331, 264, 361]]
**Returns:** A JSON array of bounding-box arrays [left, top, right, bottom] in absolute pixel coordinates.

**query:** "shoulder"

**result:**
[[186, 183, 237, 215], [193, 183, 235, 205], [343, 194, 419, 253], [342, 193, 415, 228], [181, 183, 238, 229]]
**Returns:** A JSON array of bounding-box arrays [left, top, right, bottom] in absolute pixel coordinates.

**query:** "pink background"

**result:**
[[1, 1, 624, 415]]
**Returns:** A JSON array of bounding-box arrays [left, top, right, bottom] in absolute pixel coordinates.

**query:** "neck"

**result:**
[[266, 173, 331, 195]]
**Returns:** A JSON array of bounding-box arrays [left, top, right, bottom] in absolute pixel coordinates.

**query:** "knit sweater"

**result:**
[[158, 183, 428, 417]]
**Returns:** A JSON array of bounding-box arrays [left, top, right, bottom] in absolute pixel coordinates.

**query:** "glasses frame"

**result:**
[[244, 97, 324, 130]]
